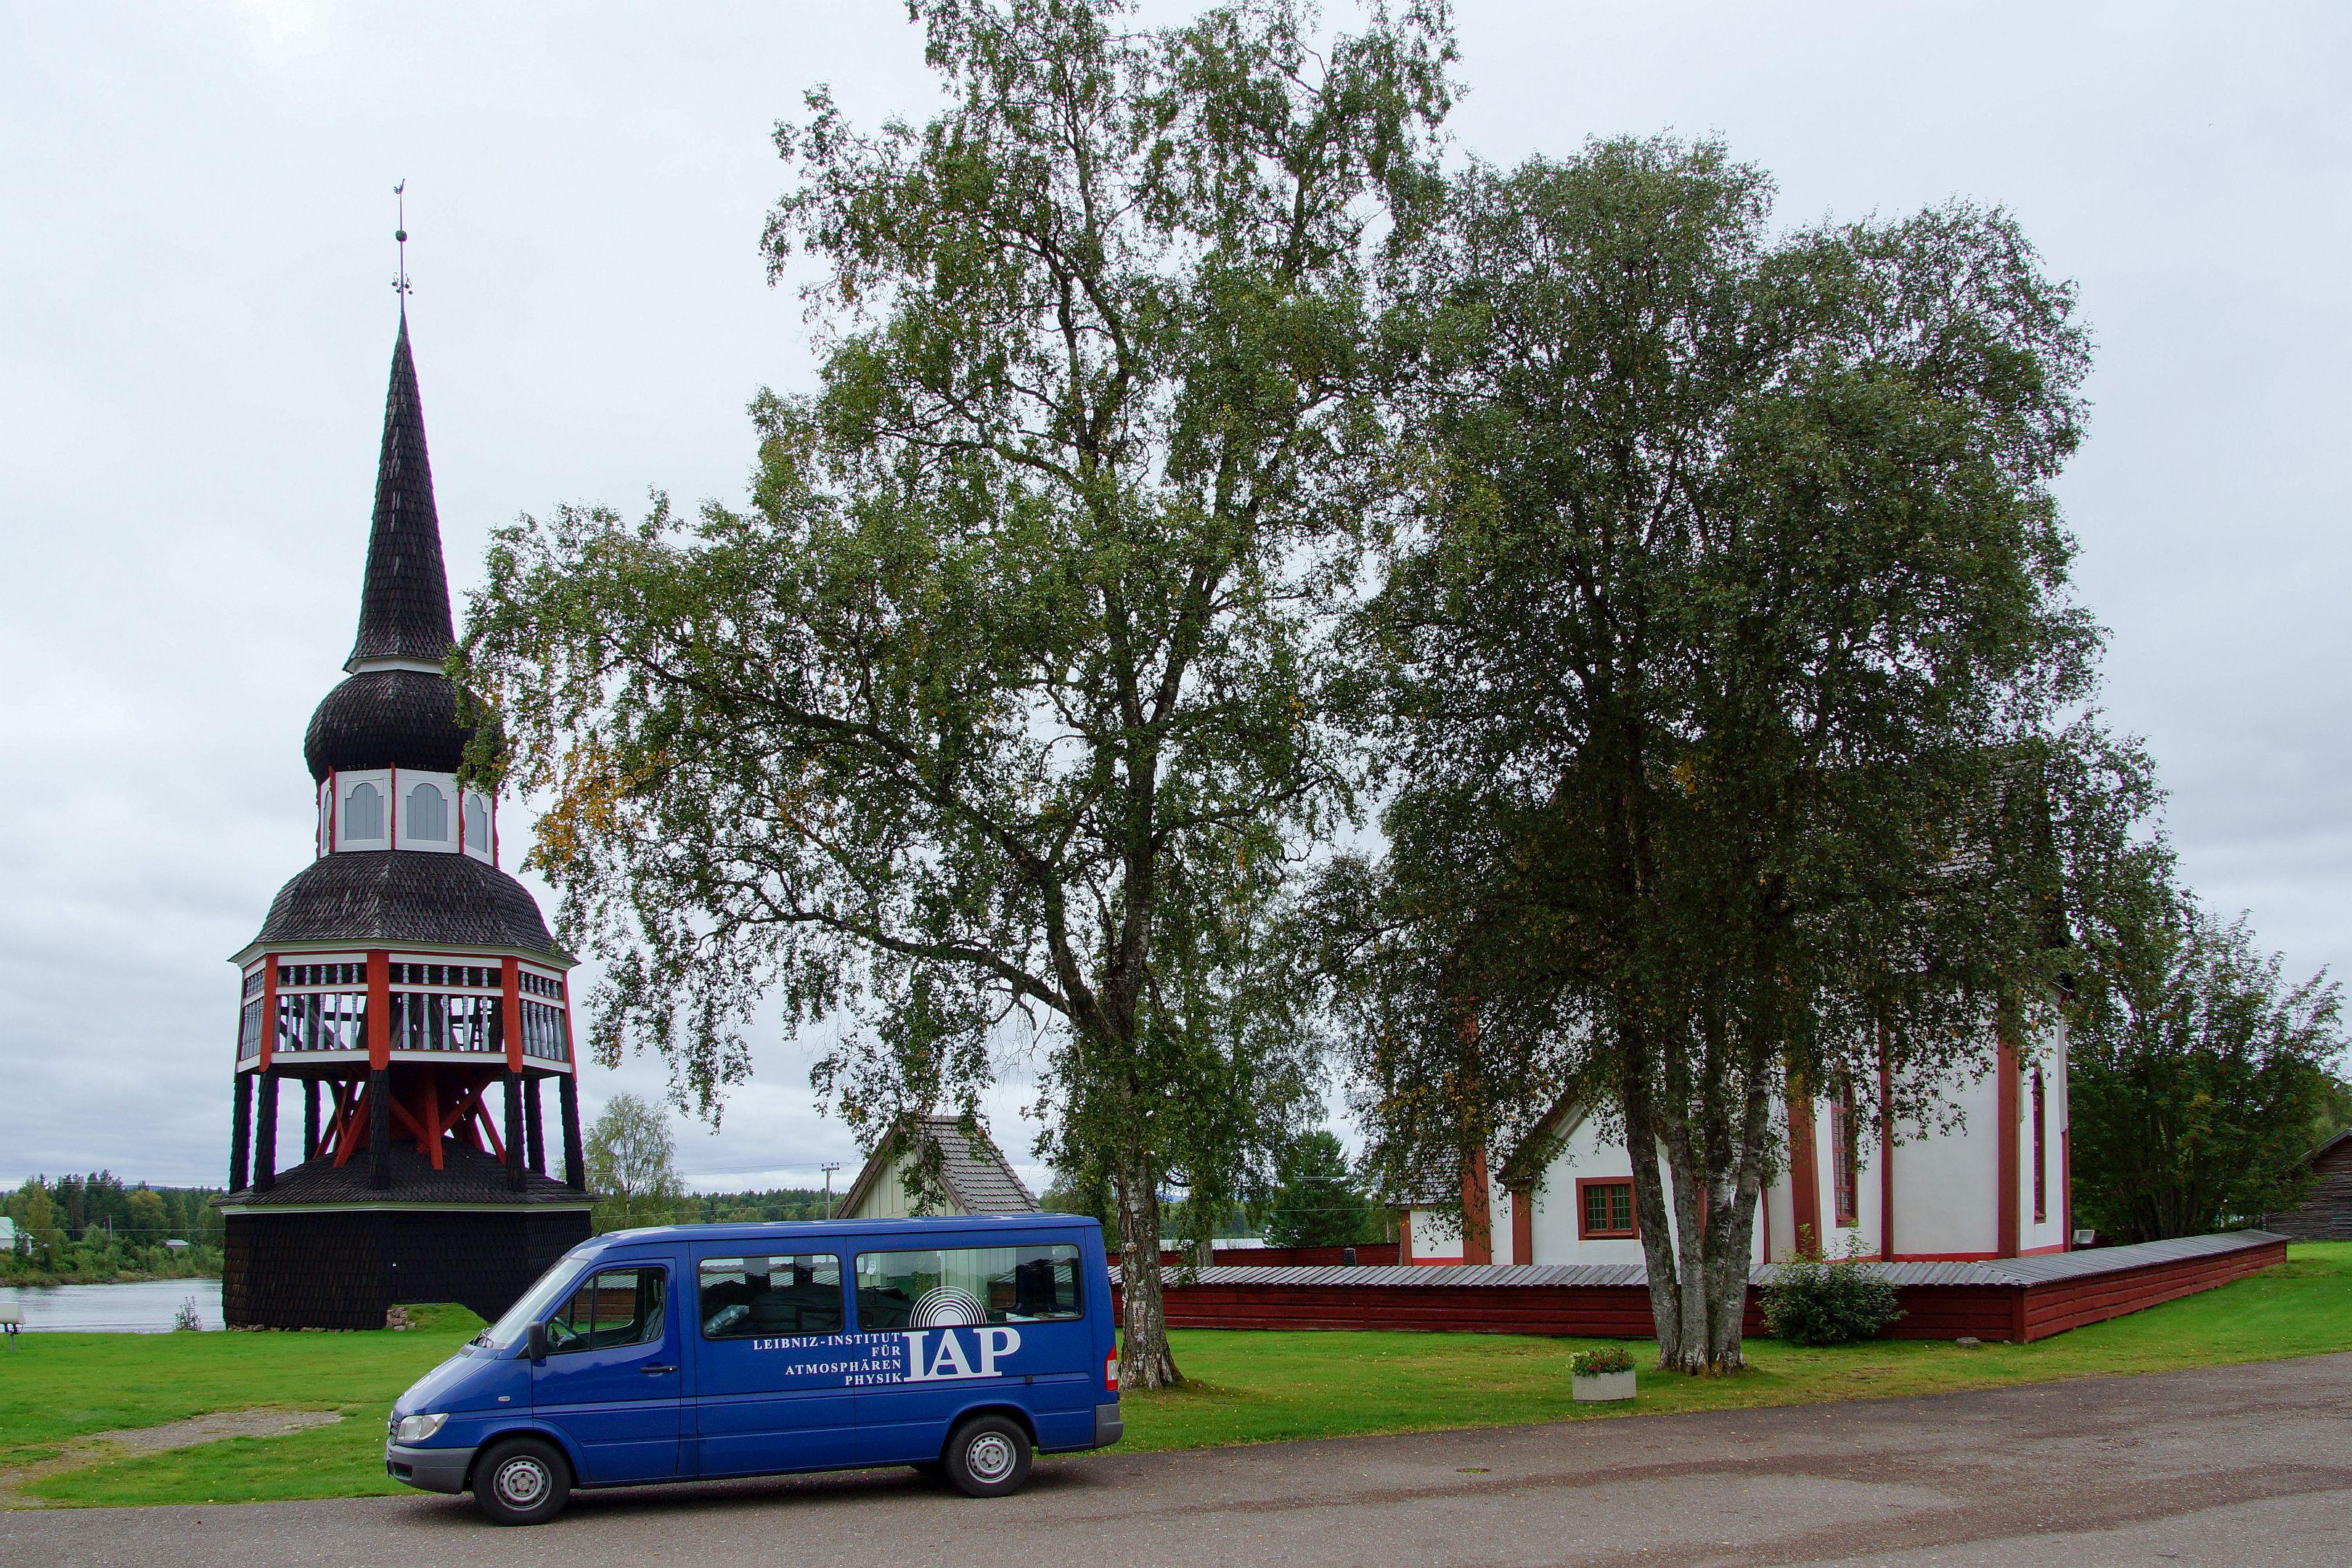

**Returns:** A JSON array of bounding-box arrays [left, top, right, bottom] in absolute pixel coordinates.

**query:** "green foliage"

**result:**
[[1324, 134, 2118, 1373], [459, 0, 1454, 1386], [2, 1176, 223, 1283], [1570, 1344, 1634, 1376], [673, 1187, 835, 1224], [1262, 1130, 1379, 1247], [584, 1093, 686, 1233], [1040, 1168, 1122, 1232], [1760, 1241, 1906, 1346], [2308, 1074, 2352, 1145], [2069, 900, 2345, 1242]]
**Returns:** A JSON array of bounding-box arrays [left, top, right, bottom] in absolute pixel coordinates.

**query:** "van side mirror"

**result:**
[[526, 1321, 549, 1363]]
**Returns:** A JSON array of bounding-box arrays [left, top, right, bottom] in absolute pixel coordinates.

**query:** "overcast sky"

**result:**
[[4, 1, 2347, 1195]]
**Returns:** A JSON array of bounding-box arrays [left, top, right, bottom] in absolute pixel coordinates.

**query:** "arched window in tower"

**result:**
[[407, 781, 449, 843], [343, 780, 385, 842], [462, 791, 489, 856]]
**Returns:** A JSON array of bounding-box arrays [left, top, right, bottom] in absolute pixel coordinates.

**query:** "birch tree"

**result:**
[[1331, 137, 2124, 1373], [461, 0, 1452, 1387]]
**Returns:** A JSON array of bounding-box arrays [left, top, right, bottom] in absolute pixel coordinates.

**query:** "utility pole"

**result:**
[[821, 1163, 842, 1220]]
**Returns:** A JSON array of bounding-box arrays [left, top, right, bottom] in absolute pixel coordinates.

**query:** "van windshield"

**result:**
[[473, 1256, 589, 1349]]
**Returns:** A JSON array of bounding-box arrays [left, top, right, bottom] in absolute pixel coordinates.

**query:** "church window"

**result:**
[[1577, 1178, 1637, 1239], [2032, 1069, 2048, 1224], [343, 781, 385, 842], [406, 782, 449, 842], [463, 791, 489, 854], [1830, 1077, 1860, 1228]]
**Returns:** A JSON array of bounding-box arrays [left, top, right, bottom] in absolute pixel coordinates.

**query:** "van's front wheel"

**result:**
[[472, 1437, 571, 1526], [942, 1414, 1032, 1498]]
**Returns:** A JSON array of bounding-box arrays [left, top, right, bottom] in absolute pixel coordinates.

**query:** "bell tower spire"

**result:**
[[346, 187, 453, 674]]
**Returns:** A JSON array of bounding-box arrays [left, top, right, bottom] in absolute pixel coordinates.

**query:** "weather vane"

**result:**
[[392, 180, 412, 305]]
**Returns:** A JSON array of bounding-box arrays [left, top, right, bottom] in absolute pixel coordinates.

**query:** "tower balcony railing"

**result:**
[[253, 988, 571, 1062]]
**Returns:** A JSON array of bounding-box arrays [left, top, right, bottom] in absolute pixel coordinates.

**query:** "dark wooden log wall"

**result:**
[[224, 1208, 591, 1330], [2264, 1141, 2352, 1242]]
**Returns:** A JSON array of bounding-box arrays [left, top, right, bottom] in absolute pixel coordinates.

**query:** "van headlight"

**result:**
[[393, 1413, 448, 1444]]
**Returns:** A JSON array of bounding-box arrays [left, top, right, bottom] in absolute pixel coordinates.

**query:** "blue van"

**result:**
[[384, 1214, 1122, 1524]]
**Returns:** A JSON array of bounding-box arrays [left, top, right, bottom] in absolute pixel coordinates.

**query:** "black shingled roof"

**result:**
[[346, 316, 457, 671], [303, 668, 475, 781], [253, 851, 563, 956], [225, 1142, 589, 1208]]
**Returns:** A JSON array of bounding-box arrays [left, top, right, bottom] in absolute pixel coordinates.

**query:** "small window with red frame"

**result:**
[[1578, 1179, 1636, 1239]]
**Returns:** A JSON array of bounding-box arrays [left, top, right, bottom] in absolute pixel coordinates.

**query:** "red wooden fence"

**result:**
[[1118, 1233, 2287, 1345]]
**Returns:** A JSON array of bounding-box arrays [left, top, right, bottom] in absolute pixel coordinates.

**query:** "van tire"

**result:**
[[942, 1414, 1032, 1498], [472, 1436, 571, 1526]]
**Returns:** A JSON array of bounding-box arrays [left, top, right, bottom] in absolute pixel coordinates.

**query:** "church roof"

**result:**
[[840, 1114, 1038, 1217], [345, 315, 457, 671], [303, 668, 475, 781], [249, 851, 563, 959], [301, 315, 488, 780]]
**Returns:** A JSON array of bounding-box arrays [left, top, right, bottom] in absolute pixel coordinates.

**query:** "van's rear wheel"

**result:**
[[472, 1436, 571, 1526], [942, 1414, 1032, 1498]]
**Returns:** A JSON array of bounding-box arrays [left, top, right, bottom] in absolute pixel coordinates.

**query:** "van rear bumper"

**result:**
[[385, 1440, 477, 1495], [1094, 1403, 1123, 1447]]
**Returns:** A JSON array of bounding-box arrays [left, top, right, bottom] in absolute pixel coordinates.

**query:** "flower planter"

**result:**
[[1572, 1369, 1636, 1402]]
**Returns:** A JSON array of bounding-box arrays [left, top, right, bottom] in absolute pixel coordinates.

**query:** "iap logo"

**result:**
[[903, 1325, 1023, 1381]]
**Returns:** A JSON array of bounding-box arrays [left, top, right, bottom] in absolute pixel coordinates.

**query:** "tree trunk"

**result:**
[[1620, 1050, 1687, 1369], [1115, 1143, 1181, 1389], [1702, 1089, 1773, 1370]]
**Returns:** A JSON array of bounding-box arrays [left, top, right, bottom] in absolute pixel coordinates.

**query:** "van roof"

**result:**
[[576, 1212, 1099, 1251]]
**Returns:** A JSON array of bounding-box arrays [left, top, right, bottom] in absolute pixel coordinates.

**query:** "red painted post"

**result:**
[[1787, 1074, 1821, 1257], [258, 954, 277, 1071], [1996, 1035, 2022, 1259], [367, 951, 391, 1069], [1879, 1059, 1896, 1262], [502, 957, 524, 1073], [1461, 1147, 1493, 1265]]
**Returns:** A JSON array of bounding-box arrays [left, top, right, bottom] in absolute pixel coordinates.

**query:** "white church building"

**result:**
[[1405, 1026, 2073, 1267]]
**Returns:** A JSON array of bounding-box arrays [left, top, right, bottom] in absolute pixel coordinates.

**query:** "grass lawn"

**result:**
[[1126, 1244, 2352, 1450], [7, 1244, 2349, 1508]]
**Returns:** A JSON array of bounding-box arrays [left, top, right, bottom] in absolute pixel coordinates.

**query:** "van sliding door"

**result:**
[[691, 1249, 859, 1476], [849, 1240, 1094, 1463]]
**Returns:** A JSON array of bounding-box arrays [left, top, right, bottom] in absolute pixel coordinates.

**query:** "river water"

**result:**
[[0, 1279, 224, 1333]]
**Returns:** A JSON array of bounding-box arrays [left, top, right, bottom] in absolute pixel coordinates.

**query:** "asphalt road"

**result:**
[[9, 1352, 2352, 1567]]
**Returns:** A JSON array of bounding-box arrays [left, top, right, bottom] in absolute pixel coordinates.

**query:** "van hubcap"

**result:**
[[965, 1432, 1016, 1482], [497, 1457, 550, 1506]]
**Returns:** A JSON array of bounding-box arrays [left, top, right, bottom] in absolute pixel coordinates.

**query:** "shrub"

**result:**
[[1570, 1344, 1635, 1376], [1761, 1240, 1904, 1345]]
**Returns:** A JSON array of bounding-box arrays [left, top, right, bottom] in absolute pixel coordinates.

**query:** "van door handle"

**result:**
[[642, 1365, 677, 1376]]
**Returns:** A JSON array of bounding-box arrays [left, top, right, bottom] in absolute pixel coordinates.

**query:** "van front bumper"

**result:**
[[385, 1440, 478, 1495], [1094, 1402, 1124, 1447]]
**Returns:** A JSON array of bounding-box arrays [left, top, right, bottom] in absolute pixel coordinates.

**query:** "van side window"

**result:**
[[854, 1244, 1082, 1330], [547, 1267, 666, 1352], [700, 1254, 845, 1339]]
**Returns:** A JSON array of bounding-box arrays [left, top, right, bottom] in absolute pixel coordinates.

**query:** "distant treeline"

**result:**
[[4, 1172, 226, 1284], [672, 1188, 837, 1224]]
